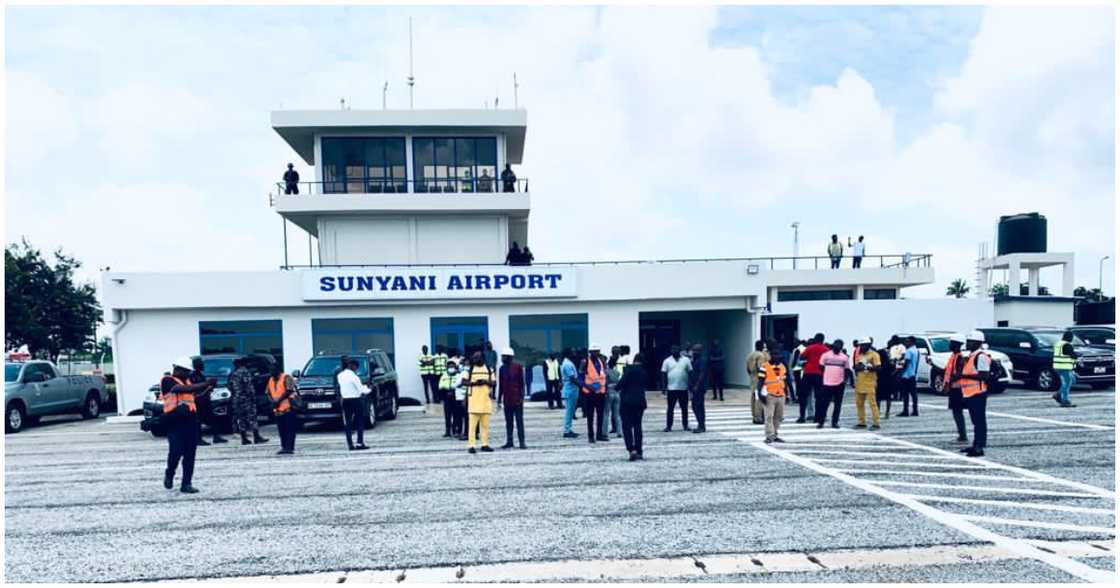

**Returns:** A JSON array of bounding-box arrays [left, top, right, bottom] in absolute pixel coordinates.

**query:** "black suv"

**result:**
[[978, 327, 1115, 391], [294, 349, 399, 426], [141, 353, 278, 436]]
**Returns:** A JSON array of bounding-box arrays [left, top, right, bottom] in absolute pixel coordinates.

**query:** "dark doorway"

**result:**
[[639, 318, 680, 388], [762, 314, 799, 352]]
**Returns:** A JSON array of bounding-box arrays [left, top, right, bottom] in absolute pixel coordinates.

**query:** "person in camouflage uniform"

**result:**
[[230, 358, 268, 445]]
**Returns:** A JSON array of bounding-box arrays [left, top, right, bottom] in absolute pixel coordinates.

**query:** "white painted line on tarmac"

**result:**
[[749, 439, 1115, 583], [887, 435, 1117, 500], [901, 494, 1116, 516], [810, 458, 990, 470], [918, 402, 1114, 431], [783, 449, 974, 461], [957, 514, 1117, 536], [869, 480, 1102, 499], [836, 468, 1035, 483], [892, 427, 1112, 439]]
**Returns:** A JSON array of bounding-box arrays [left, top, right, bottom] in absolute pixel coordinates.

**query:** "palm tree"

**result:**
[[946, 278, 970, 298]]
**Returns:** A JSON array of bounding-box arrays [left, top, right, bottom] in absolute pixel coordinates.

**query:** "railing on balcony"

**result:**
[[274, 177, 529, 197], [278, 253, 932, 271], [744, 254, 932, 271]]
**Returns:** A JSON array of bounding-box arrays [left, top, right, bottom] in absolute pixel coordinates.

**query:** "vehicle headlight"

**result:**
[[211, 388, 231, 401]]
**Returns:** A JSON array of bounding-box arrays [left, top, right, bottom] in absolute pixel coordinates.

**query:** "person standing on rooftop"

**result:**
[[850, 235, 866, 268], [828, 235, 843, 269], [501, 163, 517, 192]]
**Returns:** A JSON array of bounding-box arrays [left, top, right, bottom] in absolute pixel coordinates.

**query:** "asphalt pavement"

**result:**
[[4, 383, 1116, 583]]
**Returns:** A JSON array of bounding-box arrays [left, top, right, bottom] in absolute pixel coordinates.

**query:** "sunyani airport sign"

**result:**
[[302, 267, 579, 301]]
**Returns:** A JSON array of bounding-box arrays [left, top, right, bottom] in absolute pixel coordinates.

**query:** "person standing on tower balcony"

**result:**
[[828, 234, 843, 269], [283, 163, 300, 194], [478, 169, 494, 192], [850, 235, 866, 268], [501, 163, 517, 192], [505, 242, 523, 266]]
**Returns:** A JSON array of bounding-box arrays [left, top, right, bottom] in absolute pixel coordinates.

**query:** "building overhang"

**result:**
[[271, 109, 528, 165], [273, 193, 531, 235]]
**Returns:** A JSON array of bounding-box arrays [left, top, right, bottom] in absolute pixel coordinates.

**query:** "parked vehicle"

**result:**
[[978, 327, 1115, 391], [894, 332, 1013, 395], [294, 349, 399, 426], [1068, 325, 1115, 348], [5, 360, 109, 433], [141, 353, 277, 437]]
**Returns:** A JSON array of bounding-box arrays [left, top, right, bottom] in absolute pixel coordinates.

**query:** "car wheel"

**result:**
[[381, 393, 399, 421], [929, 368, 945, 395], [1036, 369, 1059, 392], [366, 395, 378, 428], [6, 402, 26, 434], [81, 391, 102, 419]]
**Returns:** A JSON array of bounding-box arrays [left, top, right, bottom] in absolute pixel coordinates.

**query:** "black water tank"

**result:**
[[997, 213, 1047, 255]]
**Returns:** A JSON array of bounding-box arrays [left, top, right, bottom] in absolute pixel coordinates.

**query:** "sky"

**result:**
[[4, 4, 1116, 300]]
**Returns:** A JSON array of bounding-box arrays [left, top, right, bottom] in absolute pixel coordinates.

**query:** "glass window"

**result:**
[[199, 320, 283, 369], [431, 316, 489, 358], [311, 318, 395, 366], [929, 337, 952, 353], [412, 137, 499, 194], [864, 288, 897, 300], [777, 289, 855, 302], [321, 137, 406, 194], [5, 364, 21, 382], [302, 356, 369, 378], [509, 314, 589, 367], [1075, 328, 1114, 345]]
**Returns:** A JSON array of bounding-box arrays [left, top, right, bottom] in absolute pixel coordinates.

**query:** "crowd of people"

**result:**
[[156, 329, 997, 494]]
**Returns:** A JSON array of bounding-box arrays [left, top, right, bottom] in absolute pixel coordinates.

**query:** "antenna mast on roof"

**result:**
[[407, 17, 415, 109], [382, 81, 388, 110], [513, 73, 519, 108]]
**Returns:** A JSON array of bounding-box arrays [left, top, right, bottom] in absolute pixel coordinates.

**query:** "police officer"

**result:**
[[954, 331, 991, 458], [418, 345, 435, 405], [191, 356, 227, 445], [1053, 330, 1079, 408], [268, 363, 299, 454], [162, 356, 215, 493], [942, 334, 969, 444], [230, 358, 267, 445]]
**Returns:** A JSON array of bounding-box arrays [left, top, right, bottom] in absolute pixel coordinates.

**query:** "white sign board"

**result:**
[[302, 267, 579, 301]]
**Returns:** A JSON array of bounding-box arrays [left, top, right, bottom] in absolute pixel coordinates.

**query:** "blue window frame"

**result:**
[[864, 288, 898, 300], [776, 289, 855, 302], [311, 318, 395, 365], [430, 316, 489, 358], [412, 137, 498, 193], [199, 320, 284, 368], [322, 137, 407, 194], [509, 314, 589, 366]]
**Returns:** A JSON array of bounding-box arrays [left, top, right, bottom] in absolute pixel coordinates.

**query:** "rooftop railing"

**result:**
[[273, 177, 529, 197], [278, 253, 932, 271]]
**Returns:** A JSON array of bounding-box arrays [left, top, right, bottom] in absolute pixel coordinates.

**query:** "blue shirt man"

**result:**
[[901, 345, 920, 380], [561, 356, 580, 437]]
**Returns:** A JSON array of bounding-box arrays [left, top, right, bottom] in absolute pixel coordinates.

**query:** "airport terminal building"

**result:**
[[102, 109, 1062, 415]]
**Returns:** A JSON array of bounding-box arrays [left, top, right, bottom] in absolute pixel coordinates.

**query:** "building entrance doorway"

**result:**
[[639, 318, 680, 388], [431, 317, 489, 358], [762, 314, 799, 351]]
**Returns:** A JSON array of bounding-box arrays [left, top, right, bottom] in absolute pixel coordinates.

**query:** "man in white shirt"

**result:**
[[337, 359, 370, 451], [661, 345, 693, 432], [850, 235, 866, 268]]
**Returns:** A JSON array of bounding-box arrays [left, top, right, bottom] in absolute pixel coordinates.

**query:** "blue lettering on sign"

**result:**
[[476, 275, 492, 289], [493, 275, 510, 289], [375, 276, 392, 291], [320, 277, 336, 292], [357, 276, 374, 291], [316, 272, 568, 296], [510, 275, 526, 289], [528, 275, 544, 289], [338, 277, 355, 291], [545, 274, 562, 289], [447, 275, 464, 290], [409, 276, 427, 290], [391, 276, 407, 291]]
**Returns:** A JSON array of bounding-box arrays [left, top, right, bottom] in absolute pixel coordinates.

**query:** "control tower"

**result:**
[[271, 109, 529, 266]]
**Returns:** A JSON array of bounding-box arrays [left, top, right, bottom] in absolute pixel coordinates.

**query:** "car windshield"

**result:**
[[302, 357, 368, 378], [928, 338, 952, 353], [1032, 331, 1086, 347], [5, 364, 22, 382], [201, 358, 235, 378]]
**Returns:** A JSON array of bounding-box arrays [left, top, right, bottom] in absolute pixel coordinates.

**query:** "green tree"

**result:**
[[5, 239, 102, 362], [946, 278, 971, 298], [989, 283, 1010, 297], [94, 337, 113, 362], [988, 282, 1052, 297], [1073, 286, 1107, 302]]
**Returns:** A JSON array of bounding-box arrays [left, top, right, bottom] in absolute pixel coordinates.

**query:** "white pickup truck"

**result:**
[[5, 360, 109, 433]]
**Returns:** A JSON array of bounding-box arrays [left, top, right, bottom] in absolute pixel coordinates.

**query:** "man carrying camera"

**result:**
[[162, 356, 216, 494]]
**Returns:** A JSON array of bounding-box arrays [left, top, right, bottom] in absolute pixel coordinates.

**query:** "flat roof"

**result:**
[[271, 109, 528, 165]]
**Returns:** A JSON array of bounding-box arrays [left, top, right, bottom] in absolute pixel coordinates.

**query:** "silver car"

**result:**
[[5, 361, 109, 433]]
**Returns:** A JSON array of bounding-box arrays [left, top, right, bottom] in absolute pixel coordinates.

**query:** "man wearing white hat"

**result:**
[[498, 347, 528, 449], [852, 338, 881, 430], [942, 334, 969, 443], [955, 331, 991, 457], [161, 356, 216, 494]]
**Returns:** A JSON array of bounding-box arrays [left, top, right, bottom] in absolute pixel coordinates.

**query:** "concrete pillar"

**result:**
[[1028, 267, 1040, 296], [855, 284, 865, 300], [282, 315, 313, 375], [1062, 260, 1076, 297], [1008, 261, 1021, 297]]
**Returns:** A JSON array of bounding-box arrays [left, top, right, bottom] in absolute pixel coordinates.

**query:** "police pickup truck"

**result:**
[[141, 353, 277, 437], [294, 349, 399, 427], [5, 360, 109, 433]]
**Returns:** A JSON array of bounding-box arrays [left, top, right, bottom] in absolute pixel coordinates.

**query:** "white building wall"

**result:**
[[317, 215, 507, 265], [769, 298, 995, 347], [994, 299, 1075, 327]]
